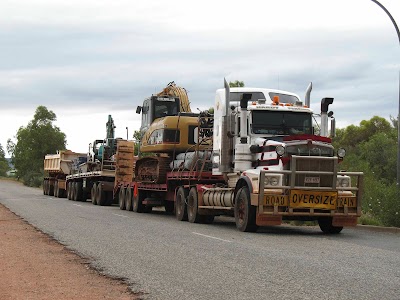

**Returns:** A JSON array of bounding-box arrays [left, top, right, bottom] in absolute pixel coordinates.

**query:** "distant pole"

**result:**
[[370, 0, 400, 187], [126, 127, 129, 140]]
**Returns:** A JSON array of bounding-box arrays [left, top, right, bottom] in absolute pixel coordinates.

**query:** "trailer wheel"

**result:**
[[67, 182, 72, 200], [234, 186, 258, 232], [175, 187, 188, 221], [43, 180, 48, 195], [75, 182, 83, 201], [318, 217, 343, 234], [188, 187, 202, 223], [133, 190, 144, 213], [119, 187, 126, 210], [96, 183, 107, 206], [91, 183, 97, 205], [48, 180, 54, 196], [54, 181, 59, 197], [125, 188, 133, 211]]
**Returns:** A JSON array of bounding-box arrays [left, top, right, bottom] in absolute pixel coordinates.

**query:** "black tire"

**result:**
[[96, 183, 107, 206], [318, 218, 343, 234], [188, 187, 202, 223], [69, 181, 75, 201], [234, 186, 258, 232], [48, 181, 54, 196], [119, 187, 126, 210], [43, 180, 47, 195], [91, 183, 97, 205], [175, 187, 188, 221], [76, 182, 83, 201], [67, 182, 73, 200], [54, 181, 59, 198], [165, 201, 174, 214], [125, 188, 133, 211], [66, 182, 70, 199], [133, 189, 144, 213]]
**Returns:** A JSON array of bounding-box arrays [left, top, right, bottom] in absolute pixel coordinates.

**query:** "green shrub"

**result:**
[[22, 171, 43, 187]]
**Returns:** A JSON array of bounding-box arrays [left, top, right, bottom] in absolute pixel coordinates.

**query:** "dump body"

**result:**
[[43, 150, 86, 197]]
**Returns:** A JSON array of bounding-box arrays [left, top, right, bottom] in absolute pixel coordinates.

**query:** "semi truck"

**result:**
[[45, 80, 363, 234]]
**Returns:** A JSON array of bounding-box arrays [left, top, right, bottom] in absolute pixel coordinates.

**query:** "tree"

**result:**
[[333, 115, 398, 227], [132, 130, 142, 156], [229, 80, 245, 87], [7, 106, 66, 185], [0, 143, 9, 176]]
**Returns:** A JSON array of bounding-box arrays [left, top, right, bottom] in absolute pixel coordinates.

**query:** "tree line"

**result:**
[[3, 105, 399, 227]]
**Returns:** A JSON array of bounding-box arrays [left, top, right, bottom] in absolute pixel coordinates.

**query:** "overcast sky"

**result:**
[[0, 0, 399, 156]]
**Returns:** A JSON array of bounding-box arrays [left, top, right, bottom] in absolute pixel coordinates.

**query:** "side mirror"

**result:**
[[136, 106, 142, 114]]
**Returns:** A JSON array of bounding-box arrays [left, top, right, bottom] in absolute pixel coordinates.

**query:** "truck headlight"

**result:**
[[337, 148, 346, 158], [276, 145, 285, 156], [265, 176, 279, 187], [337, 177, 350, 188]]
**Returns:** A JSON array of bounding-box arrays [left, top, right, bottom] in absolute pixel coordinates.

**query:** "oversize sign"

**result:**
[[290, 190, 337, 210]]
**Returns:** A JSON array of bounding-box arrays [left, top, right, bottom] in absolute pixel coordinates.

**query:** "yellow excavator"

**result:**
[[135, 82, 204, 183]]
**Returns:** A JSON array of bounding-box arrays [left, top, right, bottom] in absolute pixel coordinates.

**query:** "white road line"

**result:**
[[72, 204, 83, 207], [192, 232, 232, 243], [112, 213, 129, 218]]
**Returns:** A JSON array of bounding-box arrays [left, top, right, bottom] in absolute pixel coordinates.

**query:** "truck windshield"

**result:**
[[251, 111, 312, 135]]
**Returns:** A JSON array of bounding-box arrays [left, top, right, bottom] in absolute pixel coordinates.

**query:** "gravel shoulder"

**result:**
[[0, 203, 138, 300]]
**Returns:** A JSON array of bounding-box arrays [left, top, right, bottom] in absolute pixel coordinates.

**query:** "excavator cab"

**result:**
[[137, 95, 180, 136]]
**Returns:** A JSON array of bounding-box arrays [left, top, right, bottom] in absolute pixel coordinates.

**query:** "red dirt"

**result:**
[[0, 204, 139, 300]]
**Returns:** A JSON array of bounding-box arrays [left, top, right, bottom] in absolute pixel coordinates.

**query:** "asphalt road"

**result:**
[[0, 180, 399, 300]]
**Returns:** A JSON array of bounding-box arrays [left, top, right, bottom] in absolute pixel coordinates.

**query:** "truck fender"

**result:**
[[234, 176, 253, 196]]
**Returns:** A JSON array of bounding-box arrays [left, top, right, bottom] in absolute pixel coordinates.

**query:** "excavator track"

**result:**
[[135, 156, 172, 183]]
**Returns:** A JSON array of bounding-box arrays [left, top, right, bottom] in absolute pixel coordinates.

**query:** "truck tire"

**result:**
[[188, 187, 202, 223], [75, 182, 83, 201], [133, 190, 144, 213], [96, 183, 107, 206], [125, 188, 133, 211], [318, 217, 343, 234], [175, 187, 188, 221], [119, 187, 126, 210], [91, 183, 97, 205], [234, 186, 258, 232], [48, 181, 54, 196], [67, 182, 73, 200], [54, 181, 59, 197], [43, 180, 47, 195], [71, 182, 77, 201]]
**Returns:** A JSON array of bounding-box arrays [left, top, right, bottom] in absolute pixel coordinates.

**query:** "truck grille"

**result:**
[[290, 157, 336, 189]]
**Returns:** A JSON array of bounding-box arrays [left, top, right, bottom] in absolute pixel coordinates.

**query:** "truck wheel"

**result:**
[[54, 181, 59, 197], [72, 182, 78, 201], [234, 186, 258, 232], [133, 190, 144, 213], [188, 187, 202, 223], [75, 182, 83, 201], [48, 181, 54, 196], [119, 187, 126, 210], [175, 187, 188, 221], [96, 183, 107, 206], [43, 180, 47, 195], [318, 218, 343, 234], [164, 201, 174, 214], [91, 183, 97, 205], [125, 188, 133, 211]]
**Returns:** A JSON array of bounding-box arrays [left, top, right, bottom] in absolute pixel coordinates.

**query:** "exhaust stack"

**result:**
[[305, 82, 312, 107], [321, 97, 334, 137]]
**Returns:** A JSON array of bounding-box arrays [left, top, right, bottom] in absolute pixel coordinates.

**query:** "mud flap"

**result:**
[[256, 214, 282, 226], [332, 216, 357, 227]]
